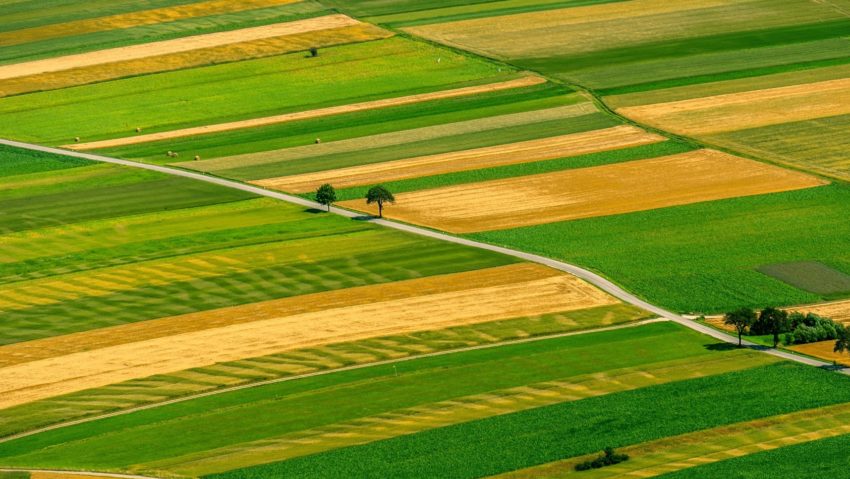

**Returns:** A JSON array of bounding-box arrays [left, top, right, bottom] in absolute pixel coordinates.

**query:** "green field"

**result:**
[[0, 37, 511, 144], [472, 184, 850, 313], [0, 322, 779, 476], [0, 143, 90, 177]]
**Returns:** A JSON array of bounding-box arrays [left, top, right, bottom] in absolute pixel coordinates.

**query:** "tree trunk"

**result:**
[[327, 203, 331, 212], [738, 331, 743, 347], [378, 201, 383, 218]]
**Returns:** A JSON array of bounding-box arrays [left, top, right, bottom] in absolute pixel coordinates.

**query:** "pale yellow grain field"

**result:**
[[339, 150, 827, 233], [0, 264, 619, 409], [254, 126, 664, 193]]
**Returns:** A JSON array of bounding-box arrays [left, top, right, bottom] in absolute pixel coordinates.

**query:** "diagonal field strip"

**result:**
[[0, 138, 845, 375], [497, 401, 850, 478], [1, 469, 158, 479], [140, 352, 775, 477], [0, 15, 362, 81], [62, 74, 547, 150]]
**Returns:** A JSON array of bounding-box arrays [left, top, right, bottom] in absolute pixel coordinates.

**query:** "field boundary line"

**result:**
[[0, 316, 666, 444], [0, 469, 158, 479], [1, 138, 847, 377]]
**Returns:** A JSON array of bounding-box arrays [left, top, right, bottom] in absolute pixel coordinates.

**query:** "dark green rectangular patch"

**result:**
[[758, 261, 850, 296]]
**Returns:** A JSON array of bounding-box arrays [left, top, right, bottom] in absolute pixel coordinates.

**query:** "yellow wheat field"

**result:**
[[65, 74, 546, 150], [0, 0, 301, 47], [618, 77, 850, 136], [0, 23, 392, 97], [340, 150, 827, 233], [0, 264, 618, 408], [0, 15, 361, 81], [253, 126, 664, 193]]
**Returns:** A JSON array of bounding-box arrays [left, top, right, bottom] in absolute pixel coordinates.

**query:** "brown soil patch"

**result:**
[[63, 75, 546, 150], [0, 15, 360, 81], [618, 77, 850, 136], [253, 126, 664, 193], [340, 150, 827, 233], [0, 264, 618, 409], [0, 0, 300, 47], [0, 23, 392, 97]]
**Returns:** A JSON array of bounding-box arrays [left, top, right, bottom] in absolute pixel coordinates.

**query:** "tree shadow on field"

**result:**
[[303, 208, 324, 214], [704, 343, 738, 352], [351, 215, 375, 221]]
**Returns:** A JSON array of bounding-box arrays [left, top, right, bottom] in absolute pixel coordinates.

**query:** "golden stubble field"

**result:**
[[340, 150, 827, 233], [0, 264, 619, 409], [254, 125, 664, 193]]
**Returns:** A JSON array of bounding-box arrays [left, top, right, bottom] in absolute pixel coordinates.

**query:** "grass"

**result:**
[[657, 432, 850, 479], [0, 303, 648, 439], [331, 140, 695, 201], [0, 322, 771, 473], [471, 184, 850, 313], [758, 262, 850, 296], [207, 361, 850, 479], [0, 37, 510, 144], [0, 143, 92, 178]]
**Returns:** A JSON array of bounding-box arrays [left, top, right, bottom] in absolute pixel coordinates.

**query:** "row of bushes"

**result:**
[[723, 307, 845, 347]]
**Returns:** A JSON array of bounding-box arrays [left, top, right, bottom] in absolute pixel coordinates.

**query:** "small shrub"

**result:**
[[309, 47, 318, 57], [575, 447, 629, 471]]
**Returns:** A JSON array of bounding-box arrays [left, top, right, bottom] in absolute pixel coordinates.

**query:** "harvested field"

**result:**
[[0, 264, 617, 409], [340, 150, 827, 233], [618, 77, 850, 136], [0, 0, 300, 47], [0, 23, 392, 97], [405, 0, 844, 59], [180, 100, 595, 173], [65, 75, 545, 150], [0, 15, 362, 81], [253, 125, 664, 193], [790, 341, 850, 366], [499, 401, 850, 478], [795, 299, 850, 324]]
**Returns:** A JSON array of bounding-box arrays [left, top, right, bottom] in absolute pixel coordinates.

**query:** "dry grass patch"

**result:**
[[0, 264, 618, 409], [340, 150, 826, 233], [253, 125, 664, 193], [618, 77, 850, 136], [0, 23, 392, 97], [0, 0, 301, 47], [0, 15, 362, 81], [65, 74, 545, 150]]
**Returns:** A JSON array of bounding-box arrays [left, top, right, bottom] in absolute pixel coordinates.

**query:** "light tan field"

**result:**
[[790, 341, 850, 366], [180, 101, 596, 172], [65, 74, 546, 150], [405, 0, 842, 59], [0, 264, 619, 409], [0, 23, 392, 97], [796, 299, 850, 324], [341, 150, 827, 233], [253, 126, 664, 193], [0, 0, 300, 47], [618, 77, 850, 136], [0, 15, 361, 81]]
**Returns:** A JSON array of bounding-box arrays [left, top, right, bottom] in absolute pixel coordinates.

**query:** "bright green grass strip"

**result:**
[[0, 143, 91, 178], [208, 362, 850, 479], [229, 112, 615, 180], [0, 37, 510, 144], [0, 323, 759, 469], [108, 82, 570, 163], [471, 184, 850, 313], [657, 432, 850, 479], [332, 140, 694, 201], [0, 2, 329, 65]]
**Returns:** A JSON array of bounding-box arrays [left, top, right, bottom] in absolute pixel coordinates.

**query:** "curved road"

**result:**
[[2, 138, 844, 373]]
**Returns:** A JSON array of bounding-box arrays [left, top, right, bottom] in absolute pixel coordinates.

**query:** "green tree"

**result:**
[[724, 307, 756, 347], [835, 324, 850, 358], [315, 183, 336, 212], [366, 185, 395, 218], [758, 307, 790, 348]]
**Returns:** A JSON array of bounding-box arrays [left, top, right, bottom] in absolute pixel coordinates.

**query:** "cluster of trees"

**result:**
[[314, 184, 395, 217], [575, 447, 629, 471], [724, 306, 847, 351]]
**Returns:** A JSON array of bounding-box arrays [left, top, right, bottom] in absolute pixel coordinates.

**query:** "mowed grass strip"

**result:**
[[0, 0, 301, 47], [0, 323, 767, 472], [341, 150, 826, 233], [0, 264, 616, 409], [1, 303, 649, 439], [203, 362, 850, 479], [0, 23, 392, 97], [500, 401, 850, 478], [67, 75, 544, 150], [253, 125, 663, 193], [618, 76, 850, 136], [0, 15, 363, 81]]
